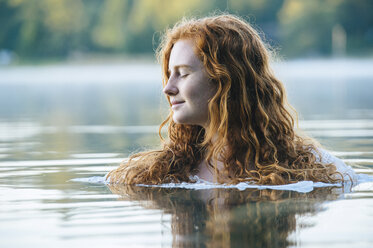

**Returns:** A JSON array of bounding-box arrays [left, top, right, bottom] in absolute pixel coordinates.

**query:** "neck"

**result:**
[[195, 134, 230, 183]]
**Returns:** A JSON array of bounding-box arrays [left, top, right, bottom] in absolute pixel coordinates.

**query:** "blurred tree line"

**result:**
[[0, 0, 372, 61]]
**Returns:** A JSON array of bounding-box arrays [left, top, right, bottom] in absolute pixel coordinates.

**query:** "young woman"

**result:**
[[107, 14, 356, 185]]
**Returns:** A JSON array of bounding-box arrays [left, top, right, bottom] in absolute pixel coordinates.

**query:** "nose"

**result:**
[[163, 78, 179, 96]]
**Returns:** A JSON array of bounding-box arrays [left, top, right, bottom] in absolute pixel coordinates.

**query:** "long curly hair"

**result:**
[[107, 14, 341, 185]]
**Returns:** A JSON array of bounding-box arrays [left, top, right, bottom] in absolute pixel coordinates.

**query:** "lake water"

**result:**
[[1, 59, 373, 247]]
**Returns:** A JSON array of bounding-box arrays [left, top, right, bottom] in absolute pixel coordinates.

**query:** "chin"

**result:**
[[173, 118, 186, 125], [172, 115, 191, 125]]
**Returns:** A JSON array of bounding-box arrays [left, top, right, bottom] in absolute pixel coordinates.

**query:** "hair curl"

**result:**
[[107, 14, 342, 185]]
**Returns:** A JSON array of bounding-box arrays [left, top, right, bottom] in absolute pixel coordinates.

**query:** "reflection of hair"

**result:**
[[107, 14, 341, 185], [108, 185, 339, 247]]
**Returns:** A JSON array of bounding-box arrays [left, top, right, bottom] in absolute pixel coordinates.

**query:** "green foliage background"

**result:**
[[0, 0, 372, 60]]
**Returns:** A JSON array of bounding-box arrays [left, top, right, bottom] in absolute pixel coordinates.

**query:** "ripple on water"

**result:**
[[70, 174, 373, 194]]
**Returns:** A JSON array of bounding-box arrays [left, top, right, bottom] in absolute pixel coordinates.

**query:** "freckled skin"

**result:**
[[163, 40, 216, 128], [163, 39, 220, 182]]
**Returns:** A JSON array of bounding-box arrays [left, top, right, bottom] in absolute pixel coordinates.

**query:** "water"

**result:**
[[1, 59, 373, 247]]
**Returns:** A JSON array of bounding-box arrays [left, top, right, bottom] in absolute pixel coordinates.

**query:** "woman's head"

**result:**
[[107, 14, 341, 185], [158, 15, 297, 177], [163, 39, 215, 128], [159, 14, 278, 136]]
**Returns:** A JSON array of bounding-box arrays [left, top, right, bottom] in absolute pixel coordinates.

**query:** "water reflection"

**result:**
[[108, 185, 341, 247]]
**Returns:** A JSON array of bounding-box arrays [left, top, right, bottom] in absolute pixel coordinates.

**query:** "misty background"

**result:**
[[0, 0, 372, 62]]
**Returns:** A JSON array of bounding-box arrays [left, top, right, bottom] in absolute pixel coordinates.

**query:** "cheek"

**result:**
[[187, 90, 211, 108], [195, 83, 216, 107], [186, 77, 215, 105]]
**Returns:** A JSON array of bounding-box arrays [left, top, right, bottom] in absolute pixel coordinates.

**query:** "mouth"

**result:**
[[171, 100, 185, 106], [171, 100, 185, 107]]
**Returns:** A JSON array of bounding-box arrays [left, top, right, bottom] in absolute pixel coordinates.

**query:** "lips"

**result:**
[[171, 100, 185, 106]]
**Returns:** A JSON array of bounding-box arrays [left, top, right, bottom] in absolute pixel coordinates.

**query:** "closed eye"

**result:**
[[180, 73, 189, 78]]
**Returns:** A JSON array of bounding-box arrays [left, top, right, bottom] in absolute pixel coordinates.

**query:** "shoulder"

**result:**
[[316, 148, 357, 182]]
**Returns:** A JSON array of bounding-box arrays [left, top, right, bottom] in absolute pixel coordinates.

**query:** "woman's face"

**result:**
[[163, 39, 215, 128]]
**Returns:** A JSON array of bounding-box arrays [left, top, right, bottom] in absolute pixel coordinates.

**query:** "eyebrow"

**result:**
[[168, 64, 193, 72]]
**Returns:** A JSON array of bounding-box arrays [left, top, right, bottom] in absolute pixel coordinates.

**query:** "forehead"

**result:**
[[168, 39, 201, 69]]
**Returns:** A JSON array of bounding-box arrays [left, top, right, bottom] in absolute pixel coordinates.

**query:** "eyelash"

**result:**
[[168, 71, 189, 78]]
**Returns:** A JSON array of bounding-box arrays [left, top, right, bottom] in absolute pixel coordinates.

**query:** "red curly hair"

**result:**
[[107, 14, 341, 185]]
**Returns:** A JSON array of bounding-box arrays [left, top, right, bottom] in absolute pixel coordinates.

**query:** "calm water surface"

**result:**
[[1, 59, 373, 247]]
